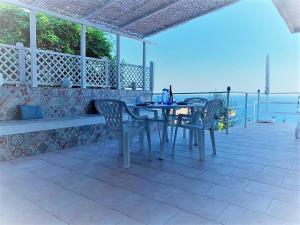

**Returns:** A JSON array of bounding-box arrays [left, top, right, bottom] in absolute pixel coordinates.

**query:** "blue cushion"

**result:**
[[18, 105, 43, 120]]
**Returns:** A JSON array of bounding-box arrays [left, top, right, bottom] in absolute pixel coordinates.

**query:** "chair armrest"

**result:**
[[178, 114, 193, 119], [124, 104, 148, 120], [178, 113, 201, 124], [142, 109, 160, 120]]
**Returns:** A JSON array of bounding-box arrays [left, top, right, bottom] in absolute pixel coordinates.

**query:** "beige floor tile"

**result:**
[[161, 172, 214, 194], [0, 206, 67, 225], [1, 173, 52, 194], [8, 158, 55, 172], [53, 198, 127, 225], [281, 177, 300, 191], [23, 184, 82, 213], [40, 152, 86, 169], [217, 204, 297, 225], [230, 168, 285, 186], [245, 181, 300, 205], [117, 217, 145, 225], [165, 211, 222, 225], [78, 163, 136, 186], [206, 185, 272, 212], [196, 171, 250, 190], [267, 199, 300, 223], [160, 189, 228, 220], [119, 176, 176, 201]]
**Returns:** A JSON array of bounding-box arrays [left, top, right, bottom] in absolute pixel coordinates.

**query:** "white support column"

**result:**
[[149, 61, 154, 92], [142, 41, 147, 90], [16, 42, 26, 83], [30, 10, 37, 87], [116, 34, 121, 89], [80, 24, 87, 89], [104, 57, 109, 88]]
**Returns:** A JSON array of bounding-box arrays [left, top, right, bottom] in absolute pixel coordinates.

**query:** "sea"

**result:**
[[152, 93, 300, 124]]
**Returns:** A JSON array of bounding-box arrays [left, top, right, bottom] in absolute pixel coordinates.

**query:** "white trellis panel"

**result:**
[[121, 63, 143, 89], [36, 49, 81, 86], [85, 57, 107, 87], [0, 43, 151, 90], [25, 48, 32, 83], [145, 67, 151, 90], [108, 60, 117, 88], [0, 44, 21, 84]]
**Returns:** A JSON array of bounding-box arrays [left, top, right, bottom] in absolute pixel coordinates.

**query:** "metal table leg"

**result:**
[[159, 109, 170, 160]]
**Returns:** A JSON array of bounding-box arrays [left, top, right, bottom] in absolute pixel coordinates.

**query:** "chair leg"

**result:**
[[118, 135, 123, 155], [145, 122, 152, 161], [210, 128, 216, 154], [123, 133, 130, 168], [157, 122, 162, 144], [170, 122, 174, 143], [172, 125, 179, 156], [201, 129, 205, 160], [160, 120, 168, 160], [166, 126, 169, 142], [194, 132, 198, 146], [139, 131, 144, 151], [183, 128, 186, 138], [196, 130, 203, 160], [129, 135, 133, 147], [100, 131, 107, 161], [189, 130, 193, 150], [170, 110, 176, 142]]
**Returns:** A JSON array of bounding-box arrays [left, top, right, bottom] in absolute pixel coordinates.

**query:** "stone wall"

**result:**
[[0, 85, 151, 161]]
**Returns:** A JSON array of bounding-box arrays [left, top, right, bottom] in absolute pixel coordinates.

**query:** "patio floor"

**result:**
[[0, 122, 299, 225]]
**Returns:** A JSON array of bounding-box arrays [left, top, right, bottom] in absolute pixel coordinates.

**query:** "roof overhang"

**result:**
[[273, 0, 300, 33], [2, 0, 238, 41]]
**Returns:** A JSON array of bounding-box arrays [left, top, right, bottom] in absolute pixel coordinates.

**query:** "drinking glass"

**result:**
[[156, 96, 162, 104], [136, 96, 143, 104]]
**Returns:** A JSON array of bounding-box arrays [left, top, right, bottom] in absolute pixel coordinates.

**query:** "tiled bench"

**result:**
[[0, 115, 105, 136], [0, 115, 105, 161]]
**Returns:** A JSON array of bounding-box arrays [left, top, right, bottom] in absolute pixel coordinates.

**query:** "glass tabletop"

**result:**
[[128, 103, 205, 109]]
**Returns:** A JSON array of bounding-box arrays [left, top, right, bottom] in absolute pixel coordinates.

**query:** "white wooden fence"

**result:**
[[0, 43, 153, 90]]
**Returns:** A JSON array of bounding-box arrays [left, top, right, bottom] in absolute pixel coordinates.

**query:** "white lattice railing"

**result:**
[[121, 63, 143, 88], [86, 57, 109, 88], [0, 43, 21, 85], [0, 43, 153, 90], [37, 50, 81, 86]]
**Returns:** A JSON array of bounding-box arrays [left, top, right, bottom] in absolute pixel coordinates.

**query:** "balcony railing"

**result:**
[[152, 89, 300, 133]]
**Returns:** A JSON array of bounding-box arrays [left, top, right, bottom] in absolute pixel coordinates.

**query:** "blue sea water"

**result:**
[[231, 94, 299, 124], [153, 93, 300, 124]]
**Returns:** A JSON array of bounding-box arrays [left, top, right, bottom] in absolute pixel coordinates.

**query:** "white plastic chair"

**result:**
[[95, 99, 151, 168], [182, 97, 207, 140], [172, 99, 221, 160]]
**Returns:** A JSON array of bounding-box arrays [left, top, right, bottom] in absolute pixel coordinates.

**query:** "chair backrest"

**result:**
[[202, 99, 222, 129], [184, 97, 207, 104], [184, 97, 207, 116], [94, 99, 125, 133]]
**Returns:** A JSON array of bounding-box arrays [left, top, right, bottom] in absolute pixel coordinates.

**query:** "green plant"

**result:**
[[211, 93, 238, 130], [0, 3, 114, 58]]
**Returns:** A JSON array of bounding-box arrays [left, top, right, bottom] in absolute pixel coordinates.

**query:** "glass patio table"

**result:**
[[128, 103, 205, 159]]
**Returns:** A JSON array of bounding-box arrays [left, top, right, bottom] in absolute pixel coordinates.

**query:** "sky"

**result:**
[[120, 0, 300, 93]]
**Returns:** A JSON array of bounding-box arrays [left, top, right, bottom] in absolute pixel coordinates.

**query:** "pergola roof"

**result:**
[[273, 0, 300, 33], [7, 0, 238, 40]]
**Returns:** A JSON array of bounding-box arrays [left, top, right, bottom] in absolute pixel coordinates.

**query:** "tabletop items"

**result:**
[[159, 85, 175, 105]]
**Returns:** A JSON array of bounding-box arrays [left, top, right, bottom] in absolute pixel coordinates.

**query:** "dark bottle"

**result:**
[[169, 85, 173, 104]]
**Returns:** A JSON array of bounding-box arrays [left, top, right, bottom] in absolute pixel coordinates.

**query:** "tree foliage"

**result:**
[[0, 3, 114, 58]]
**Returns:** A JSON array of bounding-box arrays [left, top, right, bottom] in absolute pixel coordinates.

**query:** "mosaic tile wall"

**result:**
[[0, 85, 151, 161]]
